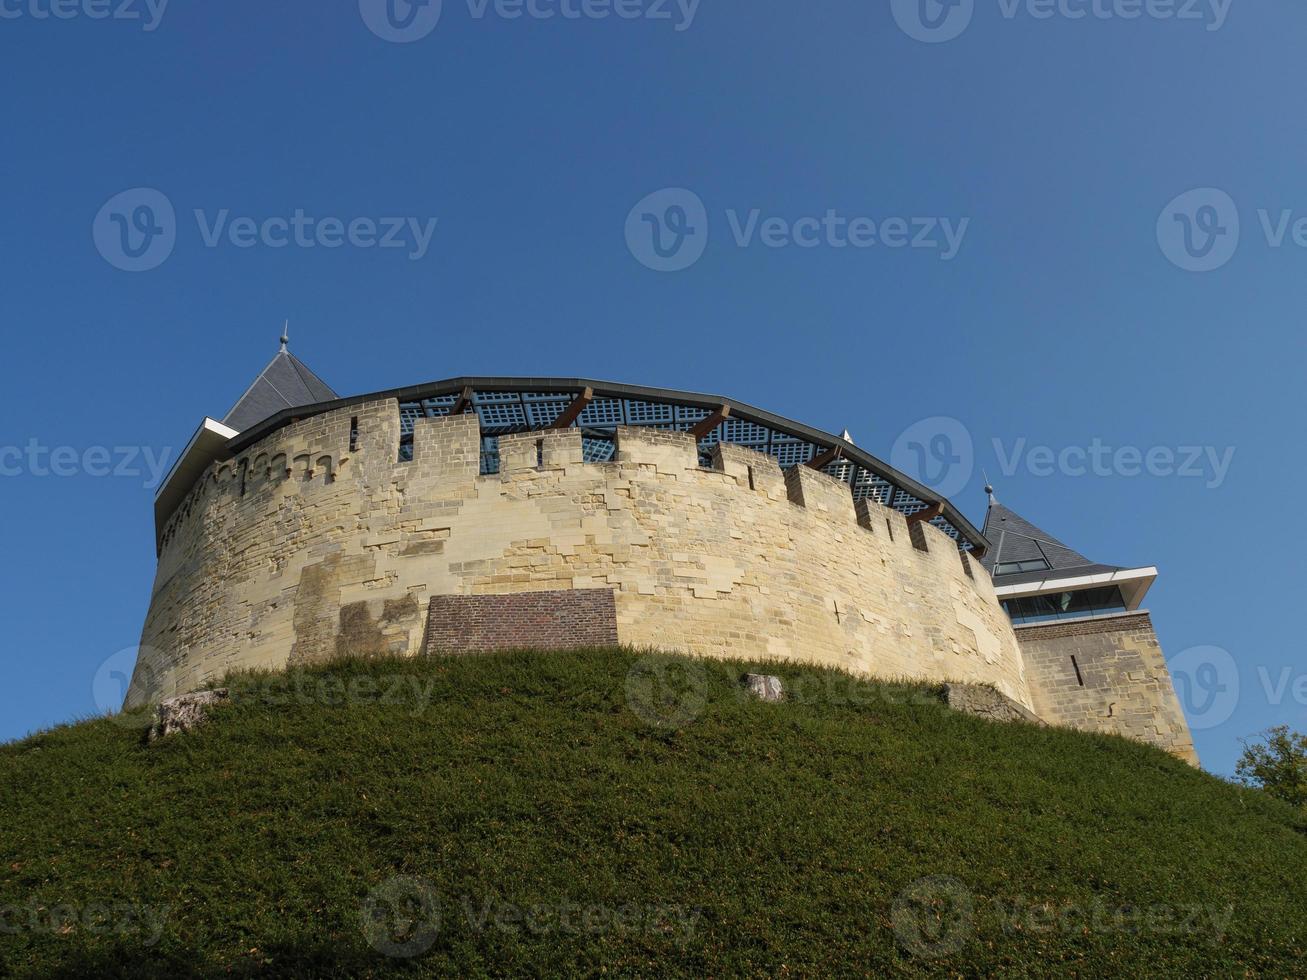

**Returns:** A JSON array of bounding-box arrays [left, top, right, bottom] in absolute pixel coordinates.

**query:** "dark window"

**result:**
[[1002, 586, 1128, 625], [994, 558, 1051, 576]]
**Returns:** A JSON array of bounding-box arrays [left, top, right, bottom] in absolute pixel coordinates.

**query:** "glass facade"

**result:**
[[1001, 586, 1127, 625]]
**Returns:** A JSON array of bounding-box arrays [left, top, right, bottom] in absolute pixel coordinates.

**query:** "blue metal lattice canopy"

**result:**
[[219, 376, 989, 553]]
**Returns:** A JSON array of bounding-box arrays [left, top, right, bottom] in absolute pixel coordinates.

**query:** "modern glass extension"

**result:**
[[1001, 586, 1129, 625]]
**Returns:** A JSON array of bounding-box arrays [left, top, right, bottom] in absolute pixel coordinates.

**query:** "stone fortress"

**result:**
[[129, 339, 1197, 765]]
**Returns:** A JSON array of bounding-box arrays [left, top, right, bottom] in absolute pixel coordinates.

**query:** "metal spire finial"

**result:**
[[279, 320, 290, 353]]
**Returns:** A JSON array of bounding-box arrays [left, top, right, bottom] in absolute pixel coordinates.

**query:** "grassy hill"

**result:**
[[1, 648, 1303, 977]]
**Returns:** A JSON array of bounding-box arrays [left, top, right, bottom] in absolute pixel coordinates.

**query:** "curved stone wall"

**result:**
[[130, 401, 1030, 709]]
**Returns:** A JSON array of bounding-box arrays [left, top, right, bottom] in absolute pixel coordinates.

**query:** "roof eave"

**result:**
[[153, 417, 240, 548], [993, 566, 1158, 609]]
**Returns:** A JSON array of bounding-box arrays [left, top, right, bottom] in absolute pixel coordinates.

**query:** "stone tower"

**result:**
[[979, 489, 1197, 765]]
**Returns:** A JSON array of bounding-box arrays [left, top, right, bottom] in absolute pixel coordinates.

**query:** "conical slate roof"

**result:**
[[223, 346, 338, 433], [979, 493, 1121, 585]]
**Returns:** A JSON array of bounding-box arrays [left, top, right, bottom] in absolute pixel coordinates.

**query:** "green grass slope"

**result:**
[[1, 649, 1303, 977]]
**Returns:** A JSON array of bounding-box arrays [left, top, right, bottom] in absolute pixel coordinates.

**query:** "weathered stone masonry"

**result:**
[[1016, 612, 1196, 764], [131, 402, 1031, 711]]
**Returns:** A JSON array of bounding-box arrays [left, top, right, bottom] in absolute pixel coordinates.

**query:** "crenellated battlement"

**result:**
[[159, 404, 974, 565], [133, 402, 1029, 713]]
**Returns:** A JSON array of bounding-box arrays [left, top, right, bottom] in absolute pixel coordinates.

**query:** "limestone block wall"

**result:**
[[131, 402, 1031, 710], [1015, 612, 1198, 765]]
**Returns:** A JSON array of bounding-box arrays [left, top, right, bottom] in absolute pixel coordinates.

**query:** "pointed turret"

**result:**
[[979, 496, 1106, 582], [222, 329, 338, 433], [153, 329, 339, 550], [979, 489, 1157, 623]]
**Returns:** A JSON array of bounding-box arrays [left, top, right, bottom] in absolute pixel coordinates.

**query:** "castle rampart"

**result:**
[[130, 401, 1031, 710]]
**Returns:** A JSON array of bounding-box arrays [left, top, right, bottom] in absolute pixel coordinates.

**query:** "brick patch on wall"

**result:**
[[1015, 611, 1154, 641], [423, 589, 618, 656]]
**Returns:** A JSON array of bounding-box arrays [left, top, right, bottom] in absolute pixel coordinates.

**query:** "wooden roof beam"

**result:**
[[449, 386, 475, 416], [905, 501, 945, 526], [807, 446, 843, 470], [688, 404, 731, 439], [550, 387, 594, 429]]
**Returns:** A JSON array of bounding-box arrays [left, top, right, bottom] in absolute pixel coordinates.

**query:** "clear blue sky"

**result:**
[[1, 1, 1302, 776]]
